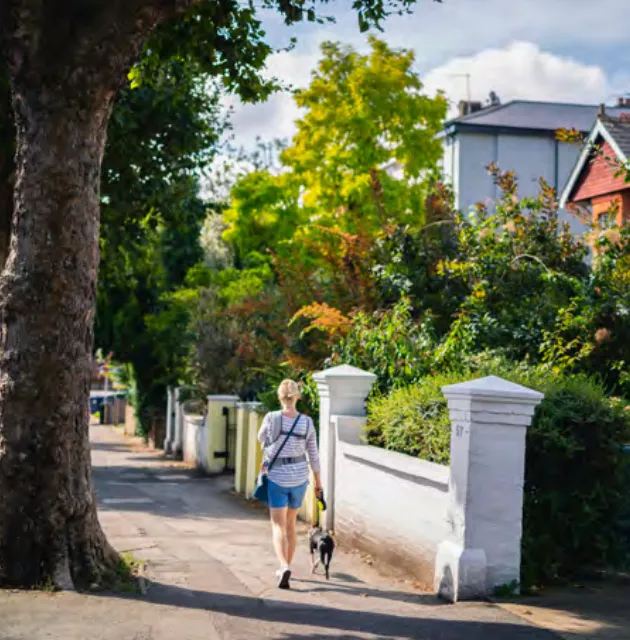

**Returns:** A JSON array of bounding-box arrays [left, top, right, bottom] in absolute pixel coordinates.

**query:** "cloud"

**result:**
[[259, 0, 630, 71], [223, 0, 630, 148], [220, 49, 317, 149], [422, 42, 610, 116], [226, 40, 617, 148], [226, 93, 301, 148]]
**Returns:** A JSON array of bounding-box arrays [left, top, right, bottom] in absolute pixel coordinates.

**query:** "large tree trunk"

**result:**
[[0, 0, 193, 590], [0, 72, 121, 590]]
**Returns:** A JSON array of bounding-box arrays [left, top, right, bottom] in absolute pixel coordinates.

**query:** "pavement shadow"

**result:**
[[121, 455, 187, 464], [290, 577, 432, 605], [94, 469, 255, 522], [91, 442, 135, 453], [96, 581, 557, 639]]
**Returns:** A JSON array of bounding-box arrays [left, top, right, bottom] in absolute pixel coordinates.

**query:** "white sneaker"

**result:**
[[276, 567, 291, 589]]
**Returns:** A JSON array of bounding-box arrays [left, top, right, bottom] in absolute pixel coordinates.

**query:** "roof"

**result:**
[[559, 114, 630, 207], [443, 100, 630, 137], [598, 114, 630, 158]]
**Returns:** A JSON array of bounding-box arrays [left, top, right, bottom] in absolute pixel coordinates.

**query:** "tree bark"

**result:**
[[0, 0, 196, 589], [0, 42, 14, 271]]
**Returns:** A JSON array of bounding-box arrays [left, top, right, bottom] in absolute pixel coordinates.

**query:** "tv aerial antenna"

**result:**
[[449, 73, 471, 105]]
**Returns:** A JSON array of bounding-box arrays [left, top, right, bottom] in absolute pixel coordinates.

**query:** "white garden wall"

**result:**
[[313, 365, 543, 602], [333, 414, 450, 585]]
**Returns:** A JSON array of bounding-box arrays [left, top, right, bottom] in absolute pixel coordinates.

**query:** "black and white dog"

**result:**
[[308, 527, 335, 580]]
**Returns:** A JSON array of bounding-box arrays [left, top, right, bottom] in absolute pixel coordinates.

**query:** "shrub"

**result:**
[[435, 167, 588, 367], [365, 358, 630, 587], [520, 376, 630, 587], [540, 226, 630, 395], [366, 375, 456, 464]]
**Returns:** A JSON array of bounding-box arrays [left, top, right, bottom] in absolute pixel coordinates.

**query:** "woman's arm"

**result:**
[[306, 418, 322, 492], [257, 413, 270, 444]]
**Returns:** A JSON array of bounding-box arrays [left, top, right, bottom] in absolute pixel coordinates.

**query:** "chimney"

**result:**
[[599, 103, 606, 117], [458, 100, 483, 117]]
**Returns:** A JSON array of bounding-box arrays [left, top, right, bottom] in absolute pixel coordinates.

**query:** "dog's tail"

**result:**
[[320, 547, 331, 580]]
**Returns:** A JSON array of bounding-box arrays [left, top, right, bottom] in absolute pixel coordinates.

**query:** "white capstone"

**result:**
[[207, 395, 240, 402], [446, 397, 538, 416], [442, 375, 543, 404], [313, 365, 377, 410]]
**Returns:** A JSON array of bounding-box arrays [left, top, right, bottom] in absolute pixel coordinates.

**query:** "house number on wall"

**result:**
[[455, 424, 464, 437]]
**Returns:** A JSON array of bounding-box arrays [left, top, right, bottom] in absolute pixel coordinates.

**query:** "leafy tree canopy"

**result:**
[[281, 37, 447, 233]]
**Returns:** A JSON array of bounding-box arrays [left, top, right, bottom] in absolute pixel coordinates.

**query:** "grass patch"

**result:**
[[33, 576, 57, 592], [493, 580, 520, 599], [106, 552, 146, 595]]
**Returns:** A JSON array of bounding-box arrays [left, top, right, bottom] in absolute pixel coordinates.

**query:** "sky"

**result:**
[[223, 0, 630, 151]]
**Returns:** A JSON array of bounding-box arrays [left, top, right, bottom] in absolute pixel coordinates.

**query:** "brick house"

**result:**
[[560, 110, 630, 228]]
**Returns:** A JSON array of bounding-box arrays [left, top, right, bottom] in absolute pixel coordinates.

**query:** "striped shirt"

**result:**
[[258, 412, 320, 488]]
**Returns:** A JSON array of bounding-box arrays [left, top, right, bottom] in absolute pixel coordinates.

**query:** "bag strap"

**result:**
[[267, 413, 301, 472]]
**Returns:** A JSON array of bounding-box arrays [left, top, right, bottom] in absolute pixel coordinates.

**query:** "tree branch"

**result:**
[[2, 0, 201, 97]]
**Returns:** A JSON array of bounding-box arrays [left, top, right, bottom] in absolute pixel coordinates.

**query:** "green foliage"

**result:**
[[185, 286, 252, 397], [435, 167, 588, 367], [137, 2, 278, 103], [96, 51, 223, 432], [106, 552, 145, 596], [540, 227, 630, 394], [371, 180, 462, 333], [366, 376, 455, 464], [520, 375, 630, 586], [281, 37, 447, 234], [329, 298, 439, 393], [221, 171, 302, 268], [182, 37, 449, 406]]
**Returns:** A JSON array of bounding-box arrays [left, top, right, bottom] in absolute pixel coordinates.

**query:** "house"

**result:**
[[385, 97, 630, 233], [559, 110, 630, 228]]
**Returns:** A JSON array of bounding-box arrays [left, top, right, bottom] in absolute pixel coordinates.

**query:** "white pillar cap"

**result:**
[[442, 375, 544, 404]]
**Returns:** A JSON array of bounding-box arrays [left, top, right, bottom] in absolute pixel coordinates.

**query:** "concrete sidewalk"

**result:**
[[0, 425, 560, 640]]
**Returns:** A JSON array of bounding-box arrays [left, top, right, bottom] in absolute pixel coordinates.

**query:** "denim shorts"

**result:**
[[268, 479, 309, 510]]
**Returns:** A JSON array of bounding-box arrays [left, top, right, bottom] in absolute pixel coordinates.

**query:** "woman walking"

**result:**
[[258, 379, 322, 589]]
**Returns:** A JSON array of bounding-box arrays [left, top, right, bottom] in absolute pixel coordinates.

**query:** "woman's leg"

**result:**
[[286, 508, 300, 565], [285, 481, 309, 566], [269, 507, 289, 567]]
